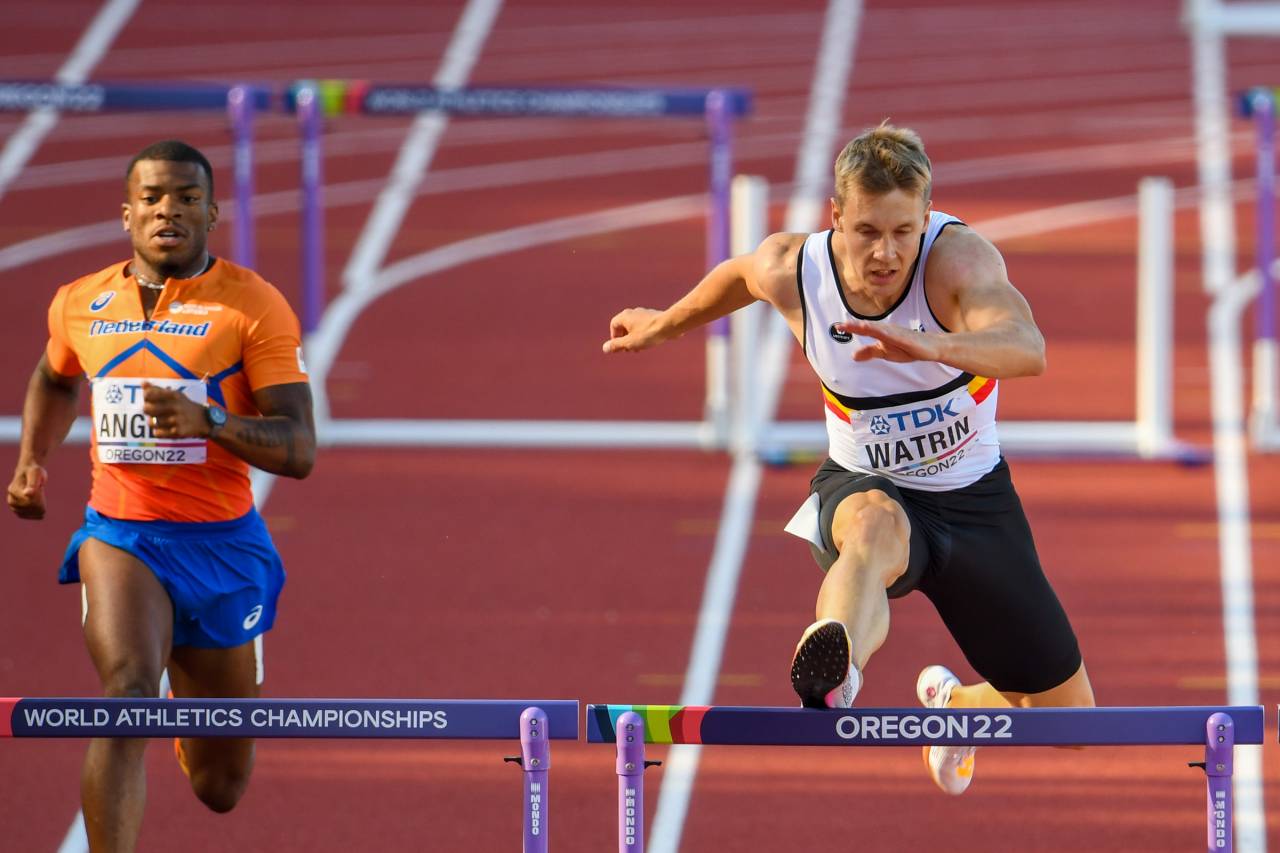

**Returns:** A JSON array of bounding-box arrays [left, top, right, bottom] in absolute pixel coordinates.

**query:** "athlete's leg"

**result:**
[[943, 664, 1094, 757], [818, 489, 910, 670], [78, 539, 174, 853], [167, 641, 259, 813], [945, 680, 1011, 708], [997, 661, 1095, 708]]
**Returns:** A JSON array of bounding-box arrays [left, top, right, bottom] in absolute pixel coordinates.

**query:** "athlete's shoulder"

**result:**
[[208, 259, 298, 317], [54, 261, 130, 303], [746, 232, 809, 307], [754, 231, 809, 282], [926, 221, 1008, 290]]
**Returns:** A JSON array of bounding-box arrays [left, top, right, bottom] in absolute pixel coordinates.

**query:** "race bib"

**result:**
[[91, 377, 207, 465]]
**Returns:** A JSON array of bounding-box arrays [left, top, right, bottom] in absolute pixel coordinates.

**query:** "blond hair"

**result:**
[[833, 121, 931, 204]]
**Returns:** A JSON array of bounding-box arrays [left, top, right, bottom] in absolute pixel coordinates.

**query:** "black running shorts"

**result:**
[[807, 457, 1082, 695]]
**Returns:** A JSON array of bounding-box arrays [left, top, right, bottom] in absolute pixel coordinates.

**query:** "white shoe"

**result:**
[[790, 619, 857, 708], [916, 665, 976, 795]]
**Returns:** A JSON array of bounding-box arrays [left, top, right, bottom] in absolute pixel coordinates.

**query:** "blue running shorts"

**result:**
[[60, 507, 286, 649]]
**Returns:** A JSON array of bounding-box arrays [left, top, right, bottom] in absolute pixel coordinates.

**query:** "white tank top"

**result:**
[[797, 212, 1000, 491]]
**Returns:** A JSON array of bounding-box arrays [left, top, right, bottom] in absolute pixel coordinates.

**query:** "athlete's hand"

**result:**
[[7, 463, 48, 520], [835, 318, 944, 364], [142, 382, 210, 439], [603, 308, 666, 353]]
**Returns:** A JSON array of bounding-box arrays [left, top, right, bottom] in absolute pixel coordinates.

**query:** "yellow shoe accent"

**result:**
[[174, 737, 190, 779]]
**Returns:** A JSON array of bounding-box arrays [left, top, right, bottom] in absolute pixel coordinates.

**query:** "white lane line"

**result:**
[[306, 194, 703, 386], [1207, 278, 1267, 852], [0, 0, 139, 205], [40, 5, 147, 848], [645, 2, 862, 851], [250, 0, 502, 520], [54, 4, 496, 850], [0, 13, 817, 80], [340, 0, 503, 293], [54, 815, 88, 853]]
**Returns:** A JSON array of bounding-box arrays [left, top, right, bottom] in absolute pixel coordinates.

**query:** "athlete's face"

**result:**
[[831, 187, 929, 295], [122, 159, 218, 280]]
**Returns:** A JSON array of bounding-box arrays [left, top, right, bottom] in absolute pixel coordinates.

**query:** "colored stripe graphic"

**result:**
[[0, 698, 14, 737], [821, 385, 852, 423], [97, 441, 205, 448], [645, 706, 674, 742], [592, 705, 712, 744], [824, 376, 995, 424], [967, 375, 996, 405], [674, 706, 710, 743]]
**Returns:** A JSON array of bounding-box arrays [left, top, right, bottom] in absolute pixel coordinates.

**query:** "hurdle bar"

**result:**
[[3, 697, 578, 853], [588, 704, 1264, 853], [281, 80, 753, 443], [0, 80, 272, 272]]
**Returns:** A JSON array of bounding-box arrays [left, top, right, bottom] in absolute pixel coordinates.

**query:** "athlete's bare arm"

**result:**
[[838, 226, 1046, 378], [142, 381, 316, 479], [603, 232, 807, 354], [7, 355, 82, 520]]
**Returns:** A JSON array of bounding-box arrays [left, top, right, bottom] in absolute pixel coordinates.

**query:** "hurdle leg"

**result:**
[[226, 85, 256, 271], [294, 82, 325, 336], [616, 711, 647, 850], [1204, 711, 1234, 852], [517, 707, 550, 853]]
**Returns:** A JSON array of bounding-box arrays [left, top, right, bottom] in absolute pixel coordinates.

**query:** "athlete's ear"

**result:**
[[830, 197, 842, 231], [923, 199, 932, 228], [207, 200, 219, 231], [121, 203, 130, 232]]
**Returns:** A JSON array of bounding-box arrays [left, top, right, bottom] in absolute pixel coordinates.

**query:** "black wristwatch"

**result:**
[[205, 405, 228, 437]]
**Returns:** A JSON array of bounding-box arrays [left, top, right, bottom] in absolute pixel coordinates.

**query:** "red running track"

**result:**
[[1, 0, 1278, 850]]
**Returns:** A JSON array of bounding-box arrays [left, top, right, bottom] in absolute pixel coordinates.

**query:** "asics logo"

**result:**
[[242, 605, 264, 631], [89, 291, 116, 312]]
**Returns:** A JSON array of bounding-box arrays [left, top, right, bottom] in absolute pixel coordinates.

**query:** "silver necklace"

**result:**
[[136, 275, 165, 291]]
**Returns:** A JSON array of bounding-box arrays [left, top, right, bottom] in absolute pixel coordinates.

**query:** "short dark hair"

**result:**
[[125, 140, 215, 197]]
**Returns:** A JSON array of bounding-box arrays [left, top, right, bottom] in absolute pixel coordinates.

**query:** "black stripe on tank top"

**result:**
[[828, 229, 924, 321], [922, 218, 966, 334], [796, 241, 809, 357], [822, 370, 974, 411]]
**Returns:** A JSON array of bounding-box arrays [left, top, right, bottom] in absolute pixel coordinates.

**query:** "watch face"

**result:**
[[208, 406, 227, 427]]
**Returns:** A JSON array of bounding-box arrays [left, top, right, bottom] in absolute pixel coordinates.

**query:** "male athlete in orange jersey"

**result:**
[[7, 140, 315, 852]]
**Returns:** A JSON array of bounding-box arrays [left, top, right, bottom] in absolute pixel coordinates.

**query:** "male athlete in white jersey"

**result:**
[[602, 122, 1094, 794]]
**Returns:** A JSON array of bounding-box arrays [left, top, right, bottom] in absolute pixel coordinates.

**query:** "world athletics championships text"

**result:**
[[363, 88, 667, 117], [20, 706, 450, 732], [0, 83, 105, 111]]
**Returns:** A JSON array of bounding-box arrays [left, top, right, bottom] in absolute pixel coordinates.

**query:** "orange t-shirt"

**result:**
[[45, 258, 309, 522]]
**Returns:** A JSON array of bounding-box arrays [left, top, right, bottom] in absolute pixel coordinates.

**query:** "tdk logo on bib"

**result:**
[[89, 291, 115, 312], [884, 400, 960, 431], [829, 323, 853, 343]]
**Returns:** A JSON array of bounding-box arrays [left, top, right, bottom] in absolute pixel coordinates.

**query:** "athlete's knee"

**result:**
[[97, 660, 163, 699], [1021, 662, 1095, 708], [189, 763, 252, 813], [830, 490, 908, 559]]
